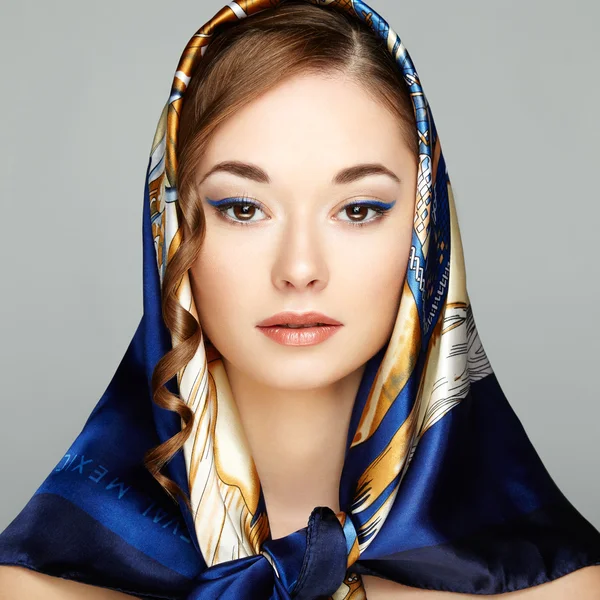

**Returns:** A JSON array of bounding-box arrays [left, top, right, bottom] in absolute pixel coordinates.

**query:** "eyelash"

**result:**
[[207, 194, 394, 228]]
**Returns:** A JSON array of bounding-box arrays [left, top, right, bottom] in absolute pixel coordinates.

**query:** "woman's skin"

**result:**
[[2, 73, 599, 599], [189, 72, 417, 540]]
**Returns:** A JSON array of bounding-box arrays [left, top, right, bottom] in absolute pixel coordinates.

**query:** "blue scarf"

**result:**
[[2, 1, 599, 598]]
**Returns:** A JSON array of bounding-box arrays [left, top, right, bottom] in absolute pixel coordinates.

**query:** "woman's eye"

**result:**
[[207, 197, 268, 225], [222, 202, 267, 224], [336, 201, 394, 227]]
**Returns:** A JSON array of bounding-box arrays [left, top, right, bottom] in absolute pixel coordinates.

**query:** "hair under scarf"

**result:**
[[1, 1, 600, 598]]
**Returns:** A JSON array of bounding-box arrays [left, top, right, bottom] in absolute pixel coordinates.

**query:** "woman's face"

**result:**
[[189, 72, 418, 390]]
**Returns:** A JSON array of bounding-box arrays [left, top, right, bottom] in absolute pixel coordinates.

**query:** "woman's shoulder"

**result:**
[[0, 565, 140, 599], [361, 565, 600, 599], [2, 564, 599, 599]]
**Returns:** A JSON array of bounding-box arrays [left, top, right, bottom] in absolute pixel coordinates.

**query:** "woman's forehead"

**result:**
[[194, 74, 413, 188], [200, 72, 399, 140]]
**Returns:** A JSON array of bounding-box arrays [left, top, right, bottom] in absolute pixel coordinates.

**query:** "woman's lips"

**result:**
[[256, 324, 342, 346], [256, 311, 342, 327]]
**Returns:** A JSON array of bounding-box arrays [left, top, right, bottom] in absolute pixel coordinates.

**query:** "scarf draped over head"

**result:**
[[2, 1, 600, 598]]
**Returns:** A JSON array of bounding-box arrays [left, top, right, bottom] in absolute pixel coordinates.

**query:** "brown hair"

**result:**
[[143, 0, 419, 513]]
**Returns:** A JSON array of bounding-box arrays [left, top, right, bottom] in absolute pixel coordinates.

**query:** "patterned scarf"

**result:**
[[2, 1, 599, 599]]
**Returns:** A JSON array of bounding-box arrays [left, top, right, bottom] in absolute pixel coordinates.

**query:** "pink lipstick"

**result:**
[[256, 311, 343, 347]]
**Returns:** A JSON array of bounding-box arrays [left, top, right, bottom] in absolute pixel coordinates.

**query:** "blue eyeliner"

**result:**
[[206, 196, 249, 207], [205, 195, 397, 228], [351, 199, 396, 210], [206, 197, 396, 210]]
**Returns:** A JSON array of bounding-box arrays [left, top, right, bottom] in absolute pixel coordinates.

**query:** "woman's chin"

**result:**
[[253, 370, 352, 392], [246, 353, 366, 392]]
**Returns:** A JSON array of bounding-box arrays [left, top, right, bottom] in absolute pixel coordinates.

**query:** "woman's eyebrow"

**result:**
[[197, 160, 402, 186]]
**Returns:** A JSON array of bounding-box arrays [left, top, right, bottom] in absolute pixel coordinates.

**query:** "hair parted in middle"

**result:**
[[143, 0, 420, 512]]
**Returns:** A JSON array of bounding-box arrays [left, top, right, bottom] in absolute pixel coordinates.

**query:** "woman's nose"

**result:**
[[271, 218, 329, 292]]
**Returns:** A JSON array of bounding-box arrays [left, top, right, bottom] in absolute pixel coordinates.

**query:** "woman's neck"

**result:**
[[223, 357, 366, 539]]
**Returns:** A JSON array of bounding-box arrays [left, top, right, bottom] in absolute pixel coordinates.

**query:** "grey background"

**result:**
[[1, 1, 598, 532]]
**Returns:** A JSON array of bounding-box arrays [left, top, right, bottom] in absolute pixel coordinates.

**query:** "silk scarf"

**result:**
[[2, 1, 600, 599]]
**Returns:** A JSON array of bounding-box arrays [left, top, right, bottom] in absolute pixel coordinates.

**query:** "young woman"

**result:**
[[1, 1, 600, 598]]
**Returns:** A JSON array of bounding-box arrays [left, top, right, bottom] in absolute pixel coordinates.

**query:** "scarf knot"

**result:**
[[187, 507, 361, 600], [263, 507, 360, 599]]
